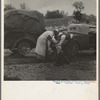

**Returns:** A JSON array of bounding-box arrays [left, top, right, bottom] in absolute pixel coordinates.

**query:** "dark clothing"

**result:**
[[51, 33, 71, 66], [54, 40, 71, 66]]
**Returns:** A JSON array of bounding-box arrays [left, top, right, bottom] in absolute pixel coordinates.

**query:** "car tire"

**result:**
[[16, 40, 32, 56]]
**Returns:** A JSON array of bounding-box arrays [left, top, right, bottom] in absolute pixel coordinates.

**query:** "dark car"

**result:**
[[4, 10, 46, 56], [67, 24, 96, 56]]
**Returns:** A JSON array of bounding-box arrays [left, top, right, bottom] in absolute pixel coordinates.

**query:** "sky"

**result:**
[[4, 0, 96, 15]]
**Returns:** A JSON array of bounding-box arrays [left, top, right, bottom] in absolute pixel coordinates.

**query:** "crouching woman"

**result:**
[[35, 29, 59, 60]]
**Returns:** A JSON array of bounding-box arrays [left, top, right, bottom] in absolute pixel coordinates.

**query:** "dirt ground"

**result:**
[[4, 49, 96, 80]]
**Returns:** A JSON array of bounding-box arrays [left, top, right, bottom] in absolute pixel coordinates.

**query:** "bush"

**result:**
[[45, 10, 64, 19], [73, 11, 82, 23]]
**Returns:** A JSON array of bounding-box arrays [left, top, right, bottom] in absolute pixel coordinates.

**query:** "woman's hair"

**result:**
[[53, 29, 59, 36]]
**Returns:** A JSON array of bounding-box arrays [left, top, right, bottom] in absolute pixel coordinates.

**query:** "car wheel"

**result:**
[[16, 40, 32, 56]]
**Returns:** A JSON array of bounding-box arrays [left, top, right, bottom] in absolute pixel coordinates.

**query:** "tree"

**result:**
[[45, 10, 64, 19], [81, 13, 87, 23], [60, 11, 68, 17], [20, 3, 30, 10], [72, 1, 84, 23], [89, 14, 96, 22], [73, 11, 82, 23], [80, 14, 96, 25], [73, 1, 84, 12], [4, 4, 15, 11]]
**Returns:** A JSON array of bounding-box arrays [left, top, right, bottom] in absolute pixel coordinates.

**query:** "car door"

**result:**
[[68, 25, 90, 50]]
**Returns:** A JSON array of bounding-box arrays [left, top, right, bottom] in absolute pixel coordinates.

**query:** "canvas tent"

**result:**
[[4, 10, 45, 35]]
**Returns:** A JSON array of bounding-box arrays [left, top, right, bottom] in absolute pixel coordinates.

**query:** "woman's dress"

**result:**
[[35, 31, 54, 59]]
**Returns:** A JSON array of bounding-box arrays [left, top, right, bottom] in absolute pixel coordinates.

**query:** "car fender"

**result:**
[[11, 36, 37, 51]]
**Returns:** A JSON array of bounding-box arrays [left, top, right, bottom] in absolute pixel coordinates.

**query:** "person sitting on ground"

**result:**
[[35, 29, 59, 61]]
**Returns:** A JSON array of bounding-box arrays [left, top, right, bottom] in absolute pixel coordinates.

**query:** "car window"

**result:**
[[70, 27, 76, 31]]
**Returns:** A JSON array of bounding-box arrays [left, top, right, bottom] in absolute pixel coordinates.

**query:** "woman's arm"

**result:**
[[52, 36, 58, 44], [56, 35, 66, 46]]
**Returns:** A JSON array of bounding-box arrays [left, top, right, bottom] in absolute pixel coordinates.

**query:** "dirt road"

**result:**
[[4, 49, 96, 80]]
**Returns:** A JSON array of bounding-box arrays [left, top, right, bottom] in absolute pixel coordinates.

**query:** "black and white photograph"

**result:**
[[4, 0, 97, 80]]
